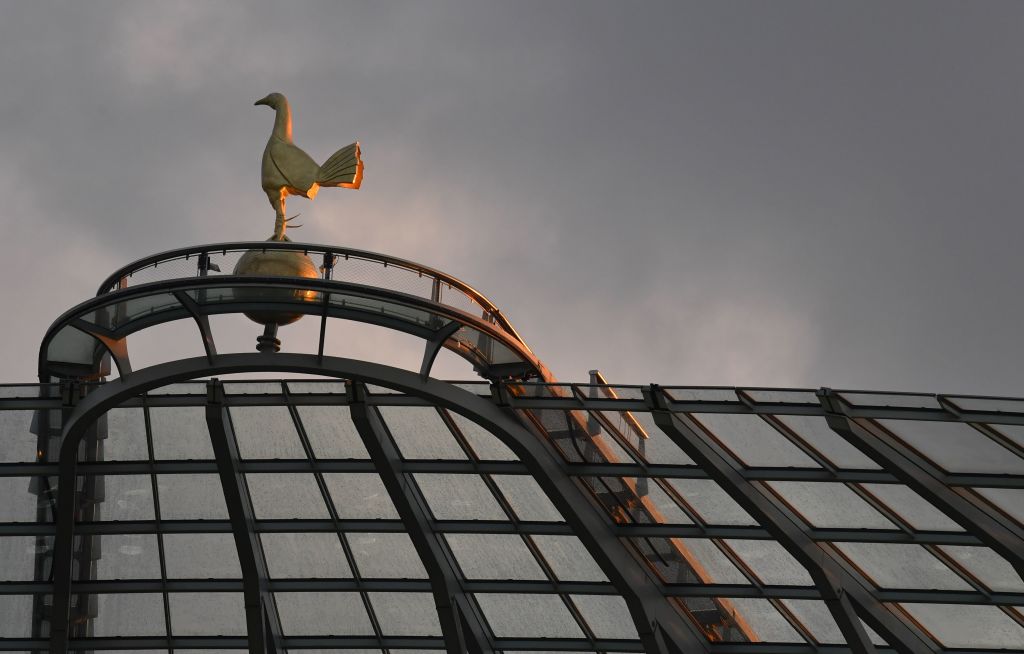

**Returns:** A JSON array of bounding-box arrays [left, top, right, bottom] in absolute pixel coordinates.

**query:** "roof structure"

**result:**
[[2, 241, 1023, 653]]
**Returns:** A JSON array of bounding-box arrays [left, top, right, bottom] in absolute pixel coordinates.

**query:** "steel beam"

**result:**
[[206, 381, 283, 654], [645, 386, 937, 654], [818, 388, 1024, 580], [348, 382, 493, 654]]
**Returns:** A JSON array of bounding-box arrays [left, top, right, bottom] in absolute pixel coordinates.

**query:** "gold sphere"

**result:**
[[232, 247, 320, 325]]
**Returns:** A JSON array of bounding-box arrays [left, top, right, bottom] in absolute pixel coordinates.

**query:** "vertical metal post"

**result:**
[[206, 380, 282, 654], [645, 386, 936, 654], [348, 381, 493, 654]]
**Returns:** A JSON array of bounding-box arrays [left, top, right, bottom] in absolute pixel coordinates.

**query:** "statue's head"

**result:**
[[254, 92, 286, 109]]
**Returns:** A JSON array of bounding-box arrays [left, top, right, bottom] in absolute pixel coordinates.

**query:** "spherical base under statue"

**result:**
[[233, 244, 320, 326]]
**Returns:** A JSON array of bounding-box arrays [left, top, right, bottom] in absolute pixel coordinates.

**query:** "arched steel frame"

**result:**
[[47, 353, 707, 654]]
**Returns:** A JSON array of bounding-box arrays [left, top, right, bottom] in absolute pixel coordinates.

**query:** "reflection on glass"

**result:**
[[474, 593, 584, 639]]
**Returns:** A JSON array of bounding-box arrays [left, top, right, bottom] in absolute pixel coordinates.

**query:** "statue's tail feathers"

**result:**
[[317, 142, 363, 189]]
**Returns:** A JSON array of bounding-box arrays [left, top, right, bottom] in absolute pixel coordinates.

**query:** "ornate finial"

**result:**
[[254, 92, 364, 240]]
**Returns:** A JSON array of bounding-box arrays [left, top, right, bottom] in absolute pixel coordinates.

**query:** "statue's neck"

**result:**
[[272, 104, 292, 142]]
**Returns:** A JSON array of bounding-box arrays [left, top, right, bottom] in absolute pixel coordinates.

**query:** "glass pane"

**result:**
[[101, 474, 155, 521], [369, 591, 442, 636], [628, 412, 694, 465], [275, 592, 373, 635], [676, 539, 750, 585], [0, 536, 50, 581], [150, 406, 214, 460], [286, 380, 346, 394], [223, 381, 282, 395], [939, 546, 1024, 592], [0, 595, 32, 637], [448, 411, 517, 461], [323, 473, 400, 519], [0, 410, 37, 462], [766, 481, 896, 529], [637, 480, 692, 524], [474, 593, 584, 638], [861, 483, 963, 531], [169, 592, 247, 635], [348, 533, 427, 578], [446, 534, 546, 580], [261, 532, 350, 578], [774, 415, 880, 469], [974, 487, 1024, 525], [493, 475, 563, 522], [570, 594, 639, 640], [103, 408, 148, 461], [229, 406, 306, 459], [726, 598, 805, 642], [692, 413, 819, 468], [899, 603, 1024, 648], [667, 479, 757, 526], [157, 474, 228, 520], [93, 593, 165, 636], [726, 540, 812, 586], [95, 534, 160, 579], [379, 406, 467, 460], [164, 533, 241, 578], [835, 543, 972, 590], [246, 473, 329, 519], [781, 599, 845, 644], [295, 405, 369, 459], [0, 476, 43, 522], [531, 535, 607, 582], [878, 419, 1024, 474], [414, 474, 505, 520]]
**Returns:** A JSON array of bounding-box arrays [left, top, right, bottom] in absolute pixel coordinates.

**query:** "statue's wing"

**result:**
[[268, 140, 320, 194]]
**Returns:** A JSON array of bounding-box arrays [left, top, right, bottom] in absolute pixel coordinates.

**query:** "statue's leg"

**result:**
[[268, 189, 287, 240]]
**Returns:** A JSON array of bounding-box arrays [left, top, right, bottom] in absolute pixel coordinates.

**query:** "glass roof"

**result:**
[[1, 380, 1023, 652]]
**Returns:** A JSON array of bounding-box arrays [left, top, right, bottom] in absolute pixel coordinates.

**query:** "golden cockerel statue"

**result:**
[[254, 92, 364, 240]]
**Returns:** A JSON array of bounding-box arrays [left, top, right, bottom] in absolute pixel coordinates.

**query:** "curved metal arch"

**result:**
[[94, 240, 531, 350], [39, 276, 550, 383], [49, 353, 706, 654]]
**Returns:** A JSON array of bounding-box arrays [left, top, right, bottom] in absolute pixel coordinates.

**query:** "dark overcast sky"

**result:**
[[2, 1, 1023, 394]]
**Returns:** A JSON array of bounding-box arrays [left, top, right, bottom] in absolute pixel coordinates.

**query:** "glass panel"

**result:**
[[414, 474, 505, 521], [286, 380, 346, 394], [637, 480, 692, 524], [93, 593, 165, 636], [692, 413, 819, 468], [861, 483, 963, 531], [348, 533, 427, 578], [223, 381, 282, 395], [725, 598, 805, 642], [95, 534, 160, 579], [260, 533, 350, 578], [899, 603, 1024, 648], [835, 543, 972, 590], [676, 539, 750, 584], [879, 419, 1024, 474], [246, 473, 329, 519], [164, 533, 241, 578], [275, 592, 373, 635], [448, 411, 517, 461], [665, 388, 739, 402], [0, 477, 42, 522], [974, 487, 1024, 525], [323, 473, 400, 519], [989, 422, 1024, 450], [0, 595, 32, 637], [766, 482, 896, 529], [774, 415, 880, 469], [939, 546, 1024, 592], [0, 410, 37, 463], [100, 474, 155, 521], [493, 475, 563, 522], [157, 474, 228, 519], [369, 592, 442, 636], [840, 393, 941, 409], [169, 592, 247, 635], [531, 535, 608, 582], [570, 594, 639, 640], [474, 593, 584, 638], [628, 412, 694, 465], [946, 396, 1024, 414], [295, 405, 369, 459], [379, 406, 467, 460], [445, 534, 546, 580], [726, 540, 813, 586], [743, 390, 819, 405], [103, 408, 148, 461], [780, 599, 845, 644], [229, 406, 306, 459], [666, 479, 757, 526], [48, 325, 100, 366], [150, 406, 214, 460], [0, 536, 51, 580]]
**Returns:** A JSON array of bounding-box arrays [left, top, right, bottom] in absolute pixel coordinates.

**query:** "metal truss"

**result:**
[[645, 386, 939, 654]]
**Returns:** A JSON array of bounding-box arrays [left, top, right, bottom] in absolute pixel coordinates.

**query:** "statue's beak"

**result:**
[[254, 96, 271, 107]]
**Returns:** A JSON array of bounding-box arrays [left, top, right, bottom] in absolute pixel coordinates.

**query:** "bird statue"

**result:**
[[254, 92, 364, 240]]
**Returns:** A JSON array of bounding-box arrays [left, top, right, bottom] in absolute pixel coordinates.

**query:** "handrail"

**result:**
[[95, 241, 531, 351]]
